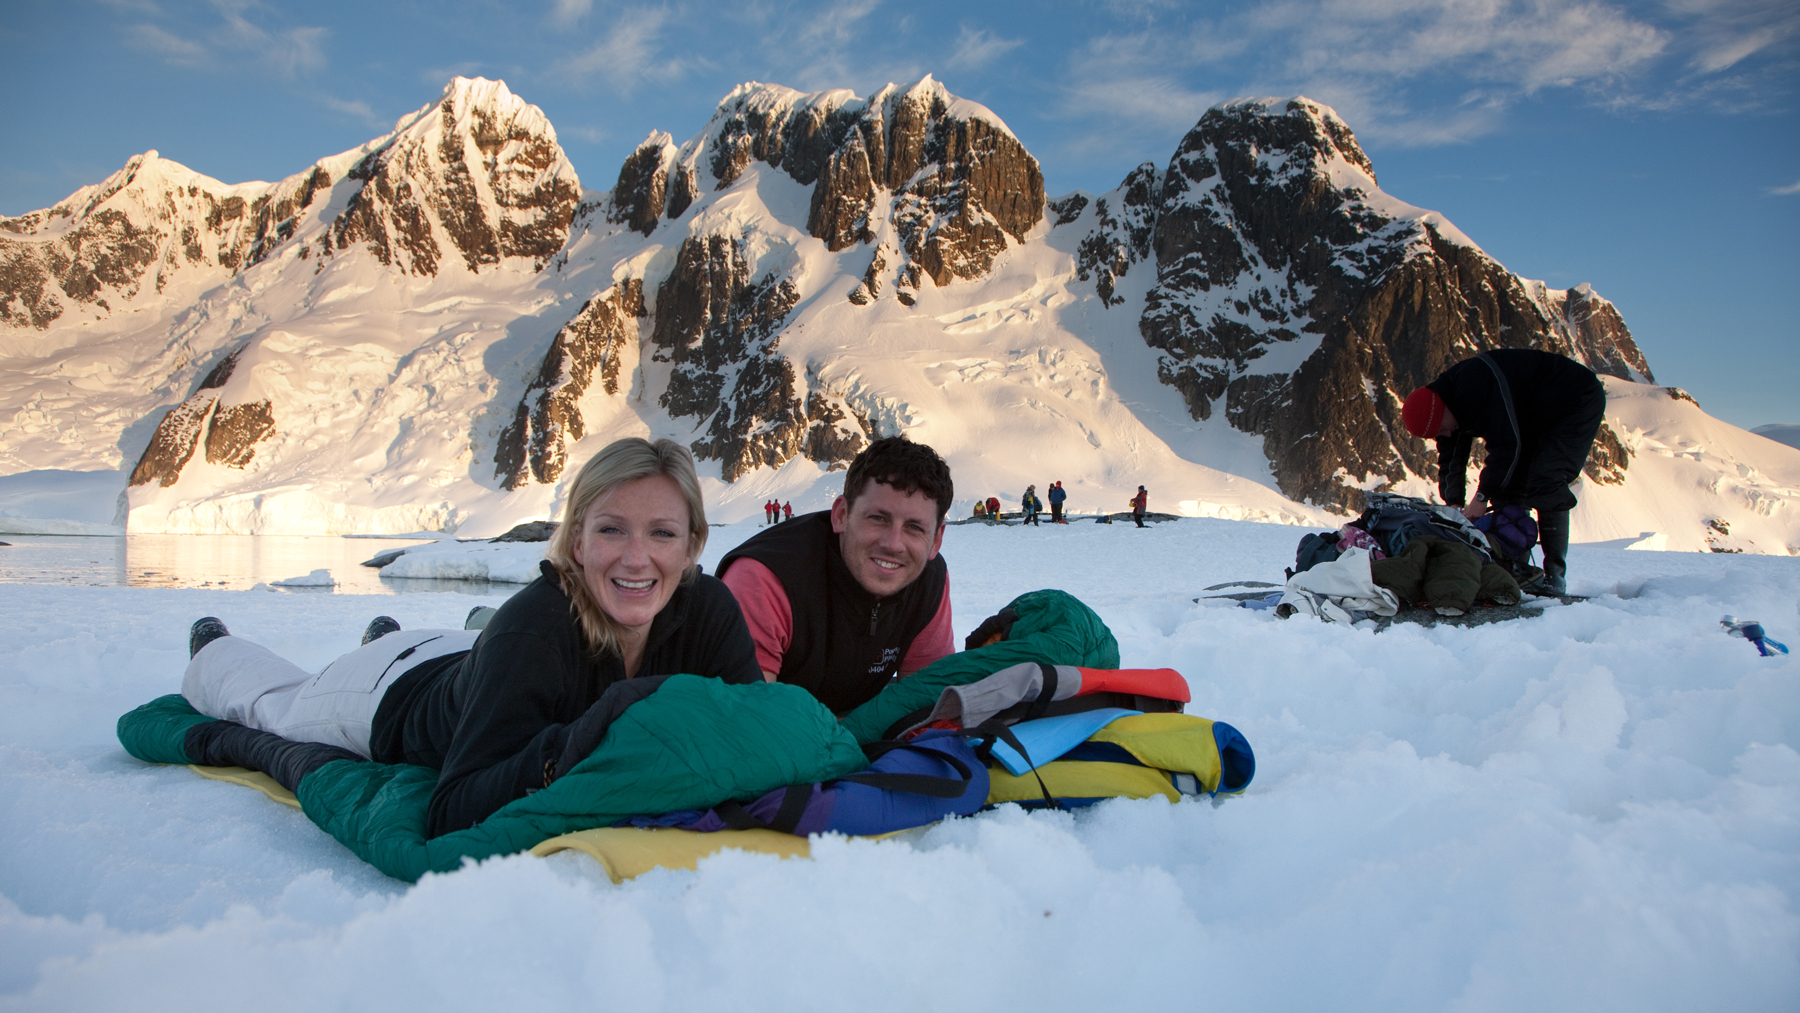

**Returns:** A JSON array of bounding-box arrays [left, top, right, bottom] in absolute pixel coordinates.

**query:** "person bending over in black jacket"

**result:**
[[179, 437, 760, 837], [1402, 349, 1606, 596]]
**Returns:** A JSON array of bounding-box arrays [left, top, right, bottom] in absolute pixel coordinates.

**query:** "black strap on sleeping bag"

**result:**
[[833, 739, 977, 798], [714, 783, 816, 834], [965, 719, 1059, 810], [1028, 662, 1058, 719]]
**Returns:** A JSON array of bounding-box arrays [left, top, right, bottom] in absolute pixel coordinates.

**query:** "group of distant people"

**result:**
[[168, 348, 1605, 838], [970, 480, 1150, 528], [761, 499, 792, 525], [972, 481, 1070, 525]]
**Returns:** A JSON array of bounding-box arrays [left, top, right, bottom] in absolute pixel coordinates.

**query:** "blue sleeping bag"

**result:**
[[624, 730, 988, 836]]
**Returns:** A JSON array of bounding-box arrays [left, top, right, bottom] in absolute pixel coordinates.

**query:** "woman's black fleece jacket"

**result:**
[[368, 560, 760, 838]]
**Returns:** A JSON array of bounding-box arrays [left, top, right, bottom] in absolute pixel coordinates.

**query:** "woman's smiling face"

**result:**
[[572, 474, 696, 645]]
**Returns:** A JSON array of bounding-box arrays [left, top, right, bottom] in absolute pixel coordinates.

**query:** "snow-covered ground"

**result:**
[[2, 518, 1796, 1011]]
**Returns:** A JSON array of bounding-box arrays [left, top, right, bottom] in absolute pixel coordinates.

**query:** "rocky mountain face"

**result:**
[[1061, 98, 1652, 512], [0, 79, 577, 338], [12, 76, 1773, 551], [499, 76, 1043, 487], [330, 78, 579, 275]]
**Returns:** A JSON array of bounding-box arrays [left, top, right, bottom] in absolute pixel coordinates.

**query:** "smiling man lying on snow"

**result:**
[[718, 435, 958, 715]]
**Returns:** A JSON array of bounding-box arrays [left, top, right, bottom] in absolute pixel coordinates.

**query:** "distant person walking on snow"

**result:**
[[1402, 349, 1604, 597], [764, 500, 775, 525], [1021, 486, 1042, 526], [1047, 481, 1066, 523], [1130, 486, 1147, 528], [782, 501, 793, 522]]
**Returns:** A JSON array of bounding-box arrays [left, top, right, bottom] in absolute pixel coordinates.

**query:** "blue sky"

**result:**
[[2, 0, 1795, 428]]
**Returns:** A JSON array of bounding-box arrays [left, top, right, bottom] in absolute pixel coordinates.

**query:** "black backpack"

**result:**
[[1288, 531, 1342, 579]]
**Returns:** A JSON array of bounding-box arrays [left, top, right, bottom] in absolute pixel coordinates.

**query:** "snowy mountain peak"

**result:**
[[329, 76, 580, 276], [1214, 96, 1379, 186]]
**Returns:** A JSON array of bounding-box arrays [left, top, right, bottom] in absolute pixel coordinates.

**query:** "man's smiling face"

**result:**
[[831, 480, 944, 598]]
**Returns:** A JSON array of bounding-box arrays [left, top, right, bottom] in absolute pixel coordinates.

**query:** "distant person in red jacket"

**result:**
[[985, 495, 1000, 520], [782, 501, 793, 521], [1130, 486, 1147, 528], [1047, 481, 1066, 523]]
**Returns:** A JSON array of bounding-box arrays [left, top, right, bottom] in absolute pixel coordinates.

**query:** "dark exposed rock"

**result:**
[[332, 80, 578, 275], [847, 244, 887, 304], [1583, 421, 1631, 486], [128, 344, 248, 487], [1077, 164, 1159, 305], [1049, 193, 1089, 226], [651, 233, 862, 480], [495, 278, 647, 489], [666, 165, 698, 220], [204, 400, 276, 468], [704, 78, 1045, 288], [1099, 97, 1656, 512], [490, 520, 559, 542], [609, 140, 669, 236], [889, 111, 1044, 286], [808, 137, 877, 251]]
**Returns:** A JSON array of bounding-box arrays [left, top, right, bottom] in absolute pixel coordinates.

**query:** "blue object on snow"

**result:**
[[1721, 616, 1790, 656], [1240, 592, 1285, 611], [981, 708, 1140, 775]]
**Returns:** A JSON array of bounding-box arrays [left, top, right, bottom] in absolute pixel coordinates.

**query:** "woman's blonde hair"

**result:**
[[544, 437, 709, 656]]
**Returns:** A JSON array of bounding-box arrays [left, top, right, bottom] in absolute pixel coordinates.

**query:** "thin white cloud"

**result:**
[[96, 0, 165, 14], [125, 23, 208, 65], [122, 1, 329, 78], [946, 26, 1024, 71], [1059, 0, 1676, 151], [551, 6, 689, 92], [550, 0, 593, 28], [1770, 179, 1800, 195], [320, 95, 385, 129], [1665, 0, 1800, 74]]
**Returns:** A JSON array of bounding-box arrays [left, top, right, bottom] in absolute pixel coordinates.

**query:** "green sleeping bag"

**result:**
[[839, 588, 1121, 743], [120, 675, 865, 882]]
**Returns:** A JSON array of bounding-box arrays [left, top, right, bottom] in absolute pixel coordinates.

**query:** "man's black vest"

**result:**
[[719, 511, 948, 714]]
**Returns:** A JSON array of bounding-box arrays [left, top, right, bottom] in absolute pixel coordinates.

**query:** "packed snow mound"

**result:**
[[375, 540, 547, 583], [2, 520, 1797, 1008], [1574, 380, 1800, 554]]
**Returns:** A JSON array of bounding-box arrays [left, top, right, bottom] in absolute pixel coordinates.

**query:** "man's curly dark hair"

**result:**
[[842, 436, 954, 526]]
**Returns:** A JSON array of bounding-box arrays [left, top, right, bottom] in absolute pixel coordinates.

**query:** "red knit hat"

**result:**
[[1401, 387, 1446, 437]]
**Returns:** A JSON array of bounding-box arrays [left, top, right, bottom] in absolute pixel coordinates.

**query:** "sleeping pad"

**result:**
[[118, 589, 1129, 882], [119, 674, 865, 882]]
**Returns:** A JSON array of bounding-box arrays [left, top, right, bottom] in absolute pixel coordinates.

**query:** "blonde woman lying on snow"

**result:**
[[179, 437, 760, 837]]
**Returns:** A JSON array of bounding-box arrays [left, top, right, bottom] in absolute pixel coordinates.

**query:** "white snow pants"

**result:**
[[181, 629, 480, 757]]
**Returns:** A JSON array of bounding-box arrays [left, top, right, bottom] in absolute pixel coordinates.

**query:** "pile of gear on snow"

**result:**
[[1258, 493, 1549, 625]]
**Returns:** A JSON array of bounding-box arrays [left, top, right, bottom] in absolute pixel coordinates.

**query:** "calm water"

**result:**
[[0, 533, 500, 595]]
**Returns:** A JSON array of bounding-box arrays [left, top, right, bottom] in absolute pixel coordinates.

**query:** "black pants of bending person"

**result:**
[[1498, 380, 1607, 587]]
